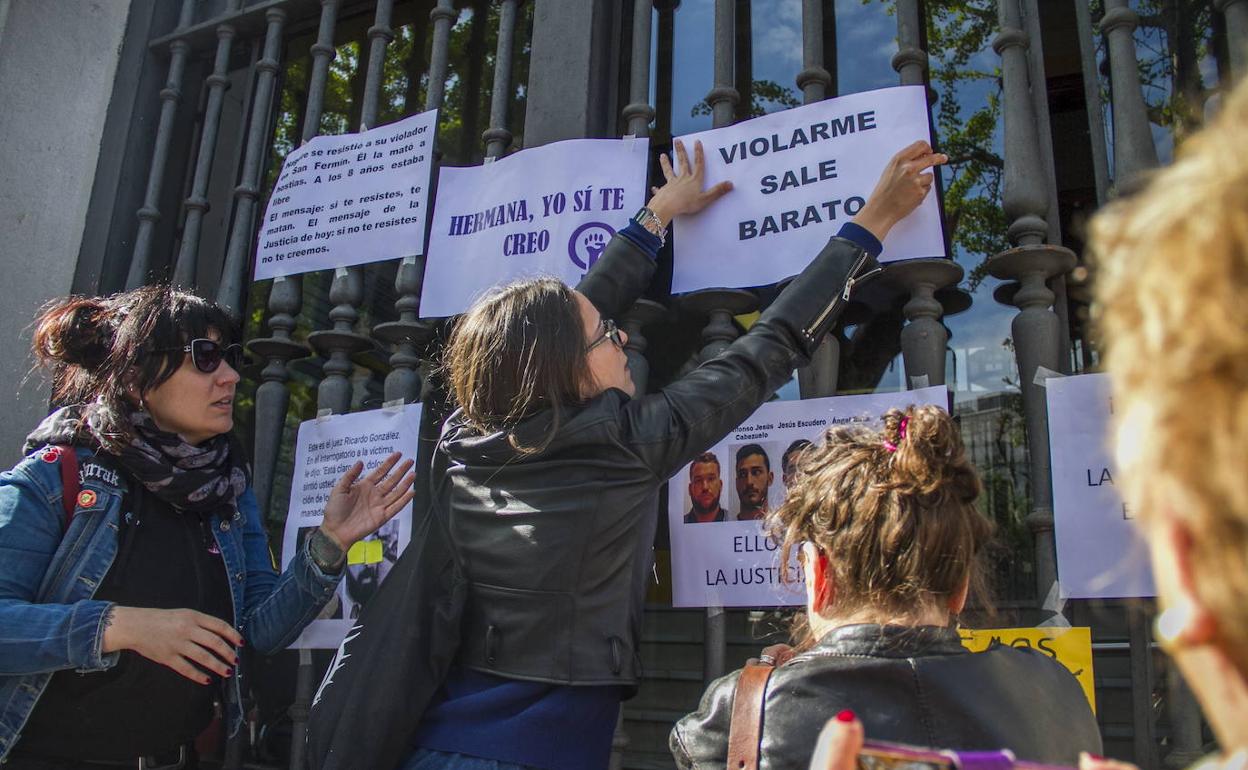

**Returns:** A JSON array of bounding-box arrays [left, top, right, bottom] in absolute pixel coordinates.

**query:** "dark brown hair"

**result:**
[[769, 405, 991, 640], [690, 451, 720, 476], [31, 285, 237, 449], [443, 277, 593, 452]]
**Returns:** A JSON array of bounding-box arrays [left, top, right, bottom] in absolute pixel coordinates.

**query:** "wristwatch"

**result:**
[[632, 206, 668, 246], [308, 527, 346, 574]]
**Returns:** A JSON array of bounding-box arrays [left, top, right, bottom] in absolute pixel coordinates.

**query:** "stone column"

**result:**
[[1216, 0, 1248, 79], [986, 0, 1076, 604], [1101, 0, 1159, 188]]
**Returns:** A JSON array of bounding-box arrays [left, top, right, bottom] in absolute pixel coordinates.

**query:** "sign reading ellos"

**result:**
[[254, 110, 437, 280], [666, 386, 948, 608], [419, 137, 649, 318], [670, 85, 945, 293]]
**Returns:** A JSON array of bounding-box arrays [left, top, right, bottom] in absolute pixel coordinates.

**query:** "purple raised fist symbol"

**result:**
[[568, 222, 616, 270], [583, 232, 606, 267]]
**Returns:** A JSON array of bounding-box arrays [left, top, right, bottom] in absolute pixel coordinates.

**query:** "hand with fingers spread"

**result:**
[[102, 606, 243, 685], [319, 452, 417, 553], [852, 139, 948, 243], [645, 139, 734, 228]]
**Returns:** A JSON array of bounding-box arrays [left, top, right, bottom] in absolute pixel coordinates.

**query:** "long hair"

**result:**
[[443, 277, 593, 452], [1090, 81, 1248, 678], [769, 405, 992, 647], [31, 285, 237, 450]]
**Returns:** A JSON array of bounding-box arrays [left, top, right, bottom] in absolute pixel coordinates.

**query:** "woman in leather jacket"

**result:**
[[0, 286, 415, 769], [401, 140, 947, 770], [670, 405, 1102, 770]]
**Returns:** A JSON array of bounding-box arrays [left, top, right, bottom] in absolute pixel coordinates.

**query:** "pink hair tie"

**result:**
[[883, 416, 908, 454]]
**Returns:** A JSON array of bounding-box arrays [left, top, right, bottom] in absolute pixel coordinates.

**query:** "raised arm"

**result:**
[[619, 141, 947, 479], [577, 140, 733, 317]]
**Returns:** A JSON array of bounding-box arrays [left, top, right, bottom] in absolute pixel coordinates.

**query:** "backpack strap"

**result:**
[[50, 445, 80, 531], [727, 662, 776, 770]]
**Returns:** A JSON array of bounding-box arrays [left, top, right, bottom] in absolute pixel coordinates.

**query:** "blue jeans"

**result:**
[[401, 748, 537, 770]]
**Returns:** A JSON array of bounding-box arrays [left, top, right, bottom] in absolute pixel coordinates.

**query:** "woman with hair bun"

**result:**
[[0, 285, 415, 768], [670, 404, 1101, 770]]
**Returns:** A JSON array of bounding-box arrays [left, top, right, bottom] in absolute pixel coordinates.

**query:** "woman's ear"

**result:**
[[948, 573, 970, 616], [123, 369, 145, 410], [1152, 518, 1218, 650], [803, 542, 836, 615]]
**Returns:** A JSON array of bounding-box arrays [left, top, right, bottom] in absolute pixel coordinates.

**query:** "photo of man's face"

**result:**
[[344, 518, 401, 618], [689, 460, 723, 514], [782, 439, 812, 489], [735, 445, 774, 520]]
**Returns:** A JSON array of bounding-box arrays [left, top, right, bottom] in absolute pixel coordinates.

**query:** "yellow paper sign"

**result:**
[[347, 539, 384, 565], [959, 626, 1095, 713]]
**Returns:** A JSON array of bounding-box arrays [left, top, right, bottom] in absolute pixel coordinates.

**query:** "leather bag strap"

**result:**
[[55, 445, 79, 529], [726, 662, 776, 770]]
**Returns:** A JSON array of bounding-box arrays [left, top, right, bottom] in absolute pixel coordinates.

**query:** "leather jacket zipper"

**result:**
[[803, 249, 882, 342]]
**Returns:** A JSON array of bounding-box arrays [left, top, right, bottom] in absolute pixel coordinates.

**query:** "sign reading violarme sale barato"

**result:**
[[254, 110, 437, 281], [671, 85, 945, 293], [419, 137, 650, 318]]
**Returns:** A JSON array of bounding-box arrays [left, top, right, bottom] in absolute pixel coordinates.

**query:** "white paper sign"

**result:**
[[419, 137, 649, 317], [280, 404, 423, 648], [254, 110, 438, 280], [1047, 373, 1154, 599], [671, 86, 944, 293], [668, 386, 948, 608]]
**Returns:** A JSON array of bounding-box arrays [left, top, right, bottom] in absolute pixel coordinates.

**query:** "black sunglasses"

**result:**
[[586, 318, 624, 353], [160, 338, 245, 374]]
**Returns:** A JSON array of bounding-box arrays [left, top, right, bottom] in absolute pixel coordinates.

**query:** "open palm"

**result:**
[[321, 452, 416, 549]]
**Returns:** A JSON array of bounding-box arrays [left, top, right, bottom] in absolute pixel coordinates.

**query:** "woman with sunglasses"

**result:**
[[390, 139, 947, 770], [0, 285, 416, 769]]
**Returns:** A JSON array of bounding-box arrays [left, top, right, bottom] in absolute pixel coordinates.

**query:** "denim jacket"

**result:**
[[0, 445, 342, 761]]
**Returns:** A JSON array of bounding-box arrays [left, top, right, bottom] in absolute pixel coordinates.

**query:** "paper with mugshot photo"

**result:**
[[279, 403, 422, 648], [667, 386, 947, 608]]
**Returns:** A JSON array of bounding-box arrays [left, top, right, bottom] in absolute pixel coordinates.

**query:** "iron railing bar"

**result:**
[[218, 10, 289, 317], [146, 0, 321, 53], [622, 0, 656, 138], [483, 0, 522, 158], [358, 0, 396, 129], [697, 0, 744, 689], [173, 0, 244, 287], [375, 0, 458, 404], [127, 0, 196, 289]]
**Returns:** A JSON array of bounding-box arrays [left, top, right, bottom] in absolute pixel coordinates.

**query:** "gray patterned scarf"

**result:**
[[26, 405, 251, 515]]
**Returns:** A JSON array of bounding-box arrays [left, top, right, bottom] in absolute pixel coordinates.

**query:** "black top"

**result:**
[[442, 233, 875, 690], [671, 624, 1103, 770], [18, 484, 233, 760]]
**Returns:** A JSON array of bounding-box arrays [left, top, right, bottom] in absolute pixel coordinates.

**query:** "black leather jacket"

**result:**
[[670, 624, 1103, 770], [438, 231, 878, 690]]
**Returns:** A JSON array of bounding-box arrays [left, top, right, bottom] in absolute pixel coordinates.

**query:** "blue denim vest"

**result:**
[[0, 446, 341, 761]]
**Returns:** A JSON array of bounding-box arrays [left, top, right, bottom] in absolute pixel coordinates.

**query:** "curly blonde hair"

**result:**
[[1090, 83, 1248, 677], [769, 405, 992, 641]]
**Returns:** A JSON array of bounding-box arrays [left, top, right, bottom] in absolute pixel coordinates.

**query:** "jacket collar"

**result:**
[[803, 623, 967, 659]]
